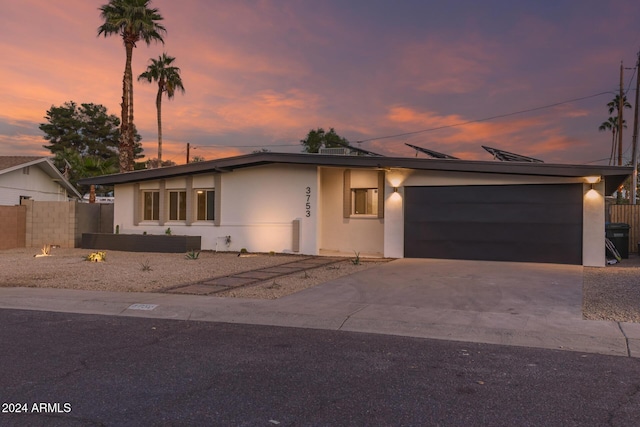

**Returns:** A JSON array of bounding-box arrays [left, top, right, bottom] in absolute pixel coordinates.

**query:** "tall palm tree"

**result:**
[[607, 94, 632, 115], [138, 53, 185, 165], [98, 0, 166, 172], [599, 117, 619, 165]]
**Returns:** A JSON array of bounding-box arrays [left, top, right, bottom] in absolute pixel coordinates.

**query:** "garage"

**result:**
[[404, 184, 583, 264]]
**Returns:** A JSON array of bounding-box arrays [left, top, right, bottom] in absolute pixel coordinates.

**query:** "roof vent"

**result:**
[[319, 147, 351, 155]]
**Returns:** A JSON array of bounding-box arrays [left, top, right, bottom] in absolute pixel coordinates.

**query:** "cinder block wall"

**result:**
[[23, 200, 76, 248], [21, 201, 114, 248], [0, 206, 26, 250]]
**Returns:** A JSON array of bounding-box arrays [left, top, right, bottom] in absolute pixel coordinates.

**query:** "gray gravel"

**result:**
[[583, 254, 640, 323]]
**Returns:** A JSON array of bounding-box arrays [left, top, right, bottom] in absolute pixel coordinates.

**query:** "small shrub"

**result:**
[[86, 251, 106, 262], [165, 227, 172, 235], [269, 251, 276, 256], [140, 259, 152, 271], [267, 280, 281, 290], [240, 248, 248, 254], [185, 250, 200, 260], [143, 231, 148, 235], [351, 251, 361, 265], [224, 235, 231, 246], [115, 225, 120, 234]]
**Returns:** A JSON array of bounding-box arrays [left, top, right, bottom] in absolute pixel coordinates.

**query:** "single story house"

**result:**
[[0, 156, 81, 205], [80, 152, 632, 267]]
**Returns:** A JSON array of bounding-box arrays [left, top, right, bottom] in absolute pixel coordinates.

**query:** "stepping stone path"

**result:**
[[164, 257, 343, 296]]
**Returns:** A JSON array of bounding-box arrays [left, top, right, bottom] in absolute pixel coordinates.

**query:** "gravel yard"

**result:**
[[0, 248, 384, 299], [1, 247, 638, 322], [583, 255, 640, 323]]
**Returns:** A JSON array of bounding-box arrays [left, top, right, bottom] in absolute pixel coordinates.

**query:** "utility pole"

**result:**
[[631, 51, 640, 204], [186, 143, 190, 164], [618, 61, 624, 166]]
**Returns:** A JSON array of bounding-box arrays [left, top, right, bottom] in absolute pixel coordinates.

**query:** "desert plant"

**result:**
[[140, 259, 152, 271], [351, 251, 361, 265], [165, 227, 172, 235], [267, 280, 281, 290], [86, 251, 107, 262], [240, 248, 248, 254], [143, 231, 148, 235], [269, 251, 276, 256], [34, 245, 52, 258], [185, 249, 200, 260], [115, 225, 120, 234]]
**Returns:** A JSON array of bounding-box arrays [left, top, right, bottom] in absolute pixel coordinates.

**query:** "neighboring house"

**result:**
[[80, 152, 632, 267], [0, 156, 81, 205]]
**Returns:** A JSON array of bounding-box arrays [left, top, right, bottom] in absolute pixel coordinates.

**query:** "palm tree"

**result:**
[[138, 53, 185, 165], [599, 117, 619, 165], [98, 0, 166, 172], [607, 94, 632, 115]]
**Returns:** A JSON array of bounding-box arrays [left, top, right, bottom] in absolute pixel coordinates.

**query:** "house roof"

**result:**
[[0, 156, 82, 199], [78, 152, 633, 195]]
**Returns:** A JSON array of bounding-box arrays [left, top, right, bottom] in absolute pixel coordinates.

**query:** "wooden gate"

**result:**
[[609, 205, 640, 253]]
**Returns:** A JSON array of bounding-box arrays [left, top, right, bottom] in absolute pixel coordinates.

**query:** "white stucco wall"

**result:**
[[0, 166, 69, 205], [583, 181, 605, 267], [319, 167, 384, 256], [114, 165, 319, 254]]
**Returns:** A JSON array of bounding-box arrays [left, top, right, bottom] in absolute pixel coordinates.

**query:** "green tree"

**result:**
[[300, 127, 349, 153], [53, 149, 118, 197], [98, 0, 166, 172], [40, 102, 121, 159], [40, 101, 142, 191], [138, 53, 185, 165]]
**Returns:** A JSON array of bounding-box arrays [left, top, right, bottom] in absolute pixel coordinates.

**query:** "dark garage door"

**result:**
[[404, 184, 583, 264]]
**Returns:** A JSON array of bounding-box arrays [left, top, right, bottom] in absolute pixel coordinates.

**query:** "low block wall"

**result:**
[[82, 233, 201, 253]]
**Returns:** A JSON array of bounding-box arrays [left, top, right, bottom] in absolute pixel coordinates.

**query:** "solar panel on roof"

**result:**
[[405, 143, 459, 159], [482, 146, 543, 163]]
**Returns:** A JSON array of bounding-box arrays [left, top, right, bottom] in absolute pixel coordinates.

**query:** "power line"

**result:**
[[355, 91, 615, 144]]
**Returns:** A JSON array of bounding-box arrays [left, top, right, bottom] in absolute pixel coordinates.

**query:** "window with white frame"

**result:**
[[351, 188, 378, 215], [169, 190, 187, 221], [143, 191, 160, 221], [196, 190, 215, 221]]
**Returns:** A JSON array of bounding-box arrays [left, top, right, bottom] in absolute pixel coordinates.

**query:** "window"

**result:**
[[143, 191, 160, 221], [351, 188, 378, 215], [196, 190, 215, 221], [169, 190, 187, 221]]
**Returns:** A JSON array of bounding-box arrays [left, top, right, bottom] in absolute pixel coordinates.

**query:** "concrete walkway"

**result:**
[[1, 258, 639, 358]]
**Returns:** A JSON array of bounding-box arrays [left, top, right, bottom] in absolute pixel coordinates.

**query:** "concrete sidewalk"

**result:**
[[1, 258, 639, 357]]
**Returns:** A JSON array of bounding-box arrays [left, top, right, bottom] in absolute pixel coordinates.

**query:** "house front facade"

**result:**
[[81, 152, 632, 267], [0, 156, 81, 205]]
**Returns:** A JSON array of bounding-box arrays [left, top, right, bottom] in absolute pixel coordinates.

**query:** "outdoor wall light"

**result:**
[[584, 176, 601, 190], [393, 187, 398, 193], [584, 176, 601, 184]]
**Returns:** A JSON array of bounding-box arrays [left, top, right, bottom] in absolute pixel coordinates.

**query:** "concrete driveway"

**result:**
[[282, 258, 583, 317], [272, 258, 638, 357]]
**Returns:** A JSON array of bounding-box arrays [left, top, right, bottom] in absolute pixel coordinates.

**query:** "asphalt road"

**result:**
[[1, 309, 639, 426]]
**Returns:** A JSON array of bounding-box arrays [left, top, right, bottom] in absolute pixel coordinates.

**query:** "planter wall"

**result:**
[[82, 233, 201, 253]]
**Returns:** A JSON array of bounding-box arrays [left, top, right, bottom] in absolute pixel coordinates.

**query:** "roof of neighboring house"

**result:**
[[78, 152, 633, 195], [0, 156, 82, 199]]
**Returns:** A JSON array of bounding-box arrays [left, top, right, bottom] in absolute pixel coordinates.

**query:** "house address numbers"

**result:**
[[305, 186, 311, 217]]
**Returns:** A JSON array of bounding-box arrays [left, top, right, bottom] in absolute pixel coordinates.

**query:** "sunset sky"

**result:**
[[2, 0, 640, 165]]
